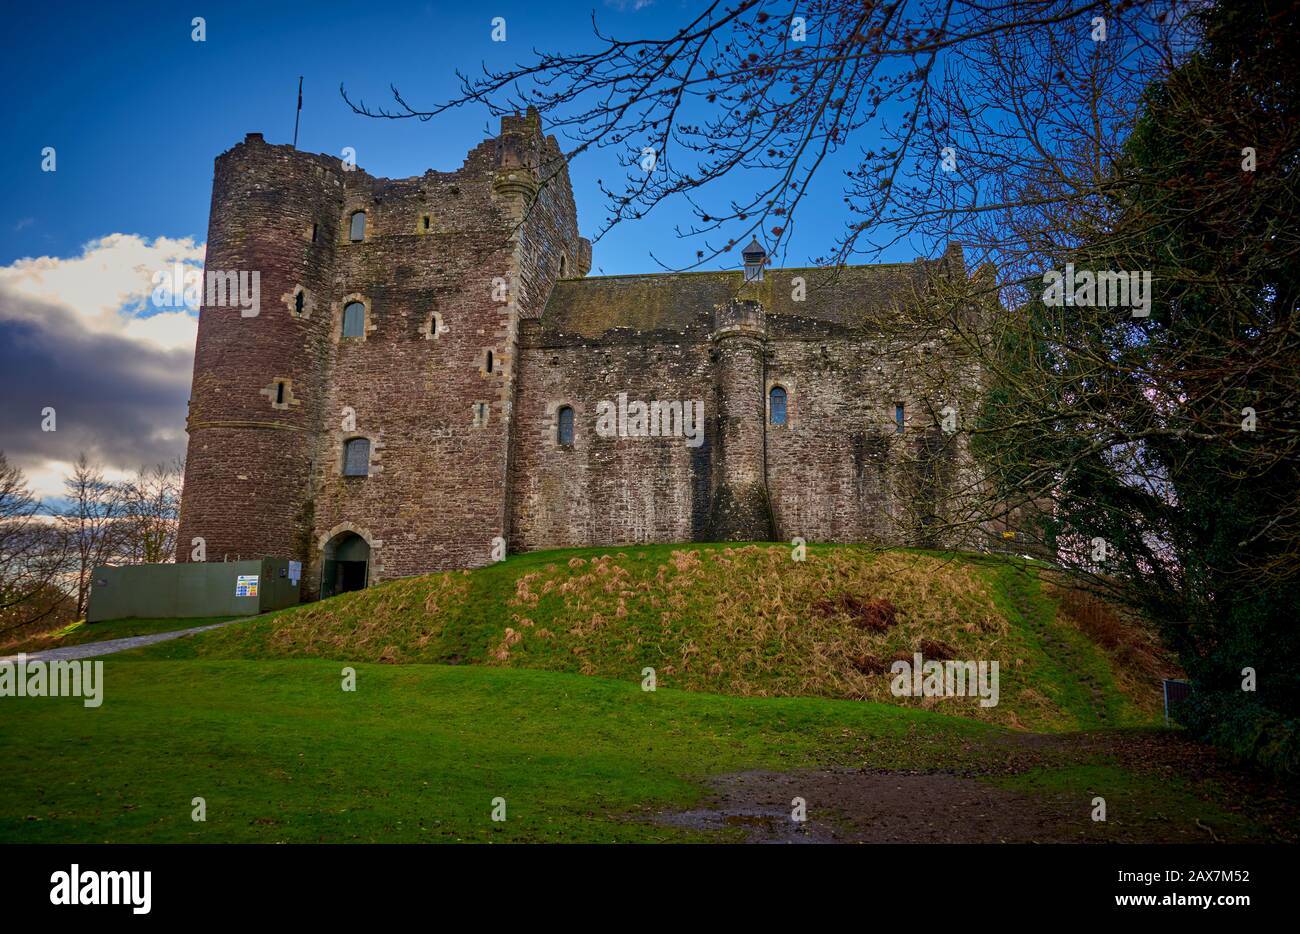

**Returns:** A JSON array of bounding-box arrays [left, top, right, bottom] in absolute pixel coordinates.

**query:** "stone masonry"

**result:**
[[177, 109, 987, 598]]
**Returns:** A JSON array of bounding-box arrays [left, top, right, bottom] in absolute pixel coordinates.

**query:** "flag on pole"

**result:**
[[292, 77, 303, 149]]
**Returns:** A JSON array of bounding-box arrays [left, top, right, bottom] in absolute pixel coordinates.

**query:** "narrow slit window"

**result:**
[[294, 290, 305, 315], [275, 381, 286, 405], [769, 386, 787, 426], [422, 215, 431, 231], [557, 405, 575, 446], [342, 302, 365, 338], [485, 350, 494, 374], [349, 211, 366, 242], [310, 223, 318, 242], [895, 403, 905, 433], [342, 438, 370, 476]]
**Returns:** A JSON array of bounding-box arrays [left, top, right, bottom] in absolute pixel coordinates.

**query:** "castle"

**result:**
[[177, 110, 985, 599]]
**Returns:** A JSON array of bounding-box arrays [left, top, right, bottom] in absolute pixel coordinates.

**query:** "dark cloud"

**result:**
[[0, 285, 191, 482]]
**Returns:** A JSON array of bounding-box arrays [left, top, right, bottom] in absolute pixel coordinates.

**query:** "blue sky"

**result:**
[[0, 0, 921, 502], [2, 0, 906, 273]]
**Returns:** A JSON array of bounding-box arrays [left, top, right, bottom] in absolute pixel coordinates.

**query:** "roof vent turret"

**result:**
[[742, 238, 766, 282]]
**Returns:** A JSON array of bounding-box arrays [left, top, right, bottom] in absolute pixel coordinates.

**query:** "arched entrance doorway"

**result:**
[[321, 531, 370, 598]]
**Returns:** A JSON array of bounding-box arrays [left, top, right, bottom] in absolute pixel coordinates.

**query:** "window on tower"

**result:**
[[342, 301, 365, 338], [342, 438, 370, 476], [349, 211, 366, 242], [557, 405, 575, 446], [769, 386, 788, 426], [895, 403, 905, 433]]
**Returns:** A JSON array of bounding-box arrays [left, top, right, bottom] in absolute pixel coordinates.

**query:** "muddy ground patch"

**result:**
[[656, 768, 1080, 843]]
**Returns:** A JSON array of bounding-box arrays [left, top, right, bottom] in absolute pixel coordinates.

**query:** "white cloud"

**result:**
[[23, 458, 137, 504], [0, 233, 205, 352], [0, 234, 202, 502]]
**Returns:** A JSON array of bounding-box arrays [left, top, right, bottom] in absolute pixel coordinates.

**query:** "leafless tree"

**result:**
[[119, 460, 184, 566], [58, 454, 126, 619], [343, 0, 1185, 273], [0, 452, 72, 636]]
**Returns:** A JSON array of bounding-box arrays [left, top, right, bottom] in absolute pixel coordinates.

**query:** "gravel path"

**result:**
[[0, 621, 238, 664]]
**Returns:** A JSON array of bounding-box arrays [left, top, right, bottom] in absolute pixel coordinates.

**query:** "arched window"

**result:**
[[559, 255, 568, 278], [769, 386, 788, 426], [349, 211, 366, 242], [342, 438, 370, 476], [342, 301, 365, 338], [557, 405, 575, 446]]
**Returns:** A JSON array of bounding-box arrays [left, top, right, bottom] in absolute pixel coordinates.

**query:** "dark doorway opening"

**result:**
[[320, 531, 370, 598]]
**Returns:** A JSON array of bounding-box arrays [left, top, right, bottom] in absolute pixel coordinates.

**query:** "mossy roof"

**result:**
[[539, 262, 937, 342]]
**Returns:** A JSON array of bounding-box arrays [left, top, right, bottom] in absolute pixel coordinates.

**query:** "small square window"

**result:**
[[343, 437, 370, 476]]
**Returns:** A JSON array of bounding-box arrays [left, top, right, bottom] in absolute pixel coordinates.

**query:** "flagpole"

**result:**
[[292, 76, 303, 149]]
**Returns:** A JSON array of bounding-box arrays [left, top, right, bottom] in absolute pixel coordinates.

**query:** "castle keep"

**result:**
[[177, 111, 983, 598]]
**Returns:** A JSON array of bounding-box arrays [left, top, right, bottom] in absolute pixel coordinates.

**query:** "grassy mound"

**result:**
[[134, 543, 1174, 731]]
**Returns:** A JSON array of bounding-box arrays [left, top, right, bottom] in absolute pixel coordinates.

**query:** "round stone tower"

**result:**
[[708, 296, 775, 541], [176, 133, 343, 563]]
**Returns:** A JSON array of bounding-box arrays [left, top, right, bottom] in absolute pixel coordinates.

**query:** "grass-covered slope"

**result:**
[[135, 543, 1173, 731]]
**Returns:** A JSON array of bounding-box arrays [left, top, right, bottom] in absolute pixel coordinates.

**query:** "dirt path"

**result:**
[[0, 621, 237, 664]]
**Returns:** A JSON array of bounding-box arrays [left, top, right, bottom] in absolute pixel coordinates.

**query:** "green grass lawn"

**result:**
[[1, 658, 983, 842], [0, 658, 1282, 843], [2, 616, 240, 656]]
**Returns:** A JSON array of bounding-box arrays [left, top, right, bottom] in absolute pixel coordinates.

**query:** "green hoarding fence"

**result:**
[[86, 559, 302, 623]]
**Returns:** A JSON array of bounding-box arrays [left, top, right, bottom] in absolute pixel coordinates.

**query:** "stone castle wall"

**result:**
[[178, 115, 984, 597], [507, 267, 981, 553]]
